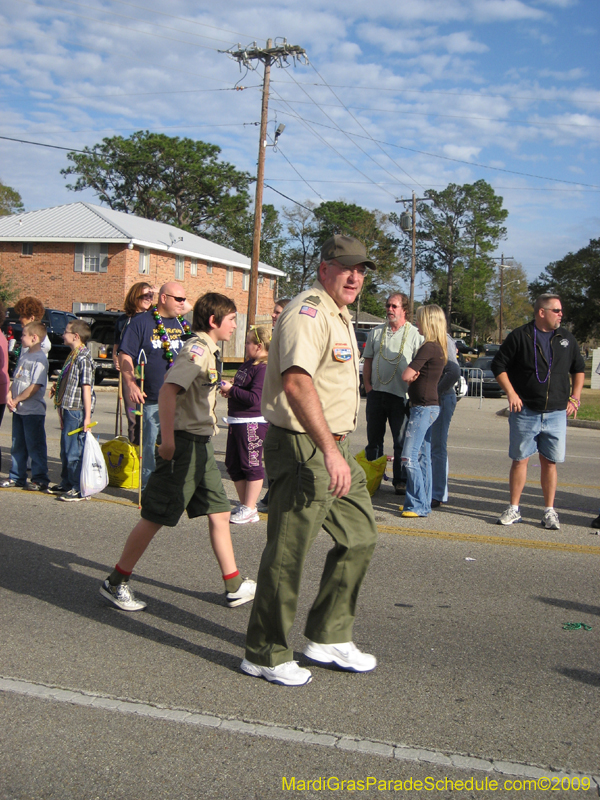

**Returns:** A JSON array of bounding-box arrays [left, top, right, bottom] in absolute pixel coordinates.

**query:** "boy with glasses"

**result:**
[[491, 294, 585, 530]]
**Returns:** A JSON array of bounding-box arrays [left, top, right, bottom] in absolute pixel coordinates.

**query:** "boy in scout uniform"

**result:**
[[241, 236, 379, 687], [100, 293, 256, 612]]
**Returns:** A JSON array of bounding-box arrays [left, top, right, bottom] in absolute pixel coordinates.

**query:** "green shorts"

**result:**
[[140, 431, 231, 527]]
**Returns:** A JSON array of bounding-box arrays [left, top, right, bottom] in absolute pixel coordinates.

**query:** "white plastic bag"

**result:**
[[81, 431, 109, 497]]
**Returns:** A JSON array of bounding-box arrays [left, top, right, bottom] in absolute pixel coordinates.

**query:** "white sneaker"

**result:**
[[240, 658, 312, 686], [225, 578, 257, 607], [497, 506, 521, 525], [230, 505, 260, 524], [542, 509, 560, 530], [303, 641, 377, 673]]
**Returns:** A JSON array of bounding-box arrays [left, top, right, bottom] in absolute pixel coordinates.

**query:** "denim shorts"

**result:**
[[508, 406, 567, 463]]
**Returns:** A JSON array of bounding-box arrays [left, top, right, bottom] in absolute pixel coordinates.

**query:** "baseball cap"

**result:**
[[320, 235, 376, 270]]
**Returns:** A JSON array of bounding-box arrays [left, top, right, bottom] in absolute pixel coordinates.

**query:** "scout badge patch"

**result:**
[[333, 345, 352, 362]]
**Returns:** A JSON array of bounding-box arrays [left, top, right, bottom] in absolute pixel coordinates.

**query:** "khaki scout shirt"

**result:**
[[163, 333, 220, 436], [262, 280, 360, 435]]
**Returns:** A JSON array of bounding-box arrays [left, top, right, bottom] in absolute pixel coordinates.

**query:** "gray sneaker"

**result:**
[[100, 579, 147, 611], [498, 506, 522, 525], [541, 509, 560, 530]]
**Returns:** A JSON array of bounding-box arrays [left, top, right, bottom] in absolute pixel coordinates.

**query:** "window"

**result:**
[[206, 261, 213, 274], [190, 258, 198, 277], [258, 274, 264, 285], [242, 272, 250, 291], [270, 277, 276, 290], [21, 243, 33, 256], [74, 243, 108, 273], [139, 248, 150, 275], [175, 255, 185, 280], [72, 302, 107, 312], [226, 267, 234, 288]]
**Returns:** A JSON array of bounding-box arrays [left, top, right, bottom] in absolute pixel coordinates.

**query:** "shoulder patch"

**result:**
[[190, 345, 205, 357], [304, 295, 321, 305], [299, 305, 318, 318]]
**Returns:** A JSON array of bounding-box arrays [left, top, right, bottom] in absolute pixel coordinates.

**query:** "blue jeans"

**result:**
[[60, 408, 85, 492], [430, 391, 457, 503], [10, 413, 49, 486], [508, 406, 566, 463], [401, 405, 440, 516], [142, 403, 160, 488], [365, 390, 409, 485]]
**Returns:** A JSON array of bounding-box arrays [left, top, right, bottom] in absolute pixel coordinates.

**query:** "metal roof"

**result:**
[[0, 202, 284, 275]]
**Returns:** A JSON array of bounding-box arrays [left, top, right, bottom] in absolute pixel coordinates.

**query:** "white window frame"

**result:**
[[139, 248, 150, 275], [83, 243, 101, 273], [269, 277, 276, 290], [225, 267, 234, 288], [242, 272, 250, 291], [206, 261, 213, 274], [190, 258, 198, 277], [175, 255, 185, 280], [22, 243, 33, 256]]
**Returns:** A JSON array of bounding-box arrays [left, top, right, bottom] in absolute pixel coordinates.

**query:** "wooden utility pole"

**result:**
[[223, 39, 307, 328], [396, 192, 430, 321]]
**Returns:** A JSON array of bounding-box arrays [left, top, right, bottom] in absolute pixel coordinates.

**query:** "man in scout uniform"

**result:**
[[100, 293, 256, 612], [362, 292, 423, 494], [241, 235, 379, 687]]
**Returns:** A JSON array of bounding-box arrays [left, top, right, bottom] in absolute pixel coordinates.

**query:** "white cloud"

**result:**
[[538, 67, 586, 80]]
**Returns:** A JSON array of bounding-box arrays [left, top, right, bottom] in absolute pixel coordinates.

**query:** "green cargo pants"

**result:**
[[245, 425, 378, 667]]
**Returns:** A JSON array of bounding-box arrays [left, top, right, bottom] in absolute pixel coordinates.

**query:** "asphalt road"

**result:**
[[1, 389, 599, 800]]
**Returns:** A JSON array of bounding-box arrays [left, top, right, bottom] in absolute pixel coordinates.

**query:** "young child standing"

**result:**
[[221, 325, 270, 524], [0, 322, 50, 491], [100, 293, 256, 612], [48, 320, 95, 502]]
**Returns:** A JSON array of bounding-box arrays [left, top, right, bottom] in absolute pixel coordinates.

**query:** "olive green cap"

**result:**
[[320, 235, 376, 270]]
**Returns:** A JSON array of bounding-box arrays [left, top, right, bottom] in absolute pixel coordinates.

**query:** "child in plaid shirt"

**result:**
[[48, 320, 96, 501]]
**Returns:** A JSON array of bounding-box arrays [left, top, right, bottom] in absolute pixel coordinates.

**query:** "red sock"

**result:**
[[115, 564, 133, 577], [222, 569, 240, 581]]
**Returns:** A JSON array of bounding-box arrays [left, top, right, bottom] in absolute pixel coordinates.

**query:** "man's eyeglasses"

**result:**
[[386, 303, 400, 309], [543, 308, 563, 314], [165, 294, 187, 303]]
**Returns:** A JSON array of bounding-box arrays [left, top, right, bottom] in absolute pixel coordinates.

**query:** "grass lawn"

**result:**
[[578, 387, 600, 421]]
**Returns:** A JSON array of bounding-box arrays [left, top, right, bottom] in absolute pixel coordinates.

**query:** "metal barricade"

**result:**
[[460, 367, 484, 409]]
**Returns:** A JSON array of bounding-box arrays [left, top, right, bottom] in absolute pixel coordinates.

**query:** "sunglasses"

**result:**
[[386, 303, 400, 309], [165, 294, 187, 303], [139, 292, 154, 300], [543, 308, 563, 314]]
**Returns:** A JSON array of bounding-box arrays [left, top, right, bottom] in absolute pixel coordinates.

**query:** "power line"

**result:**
[[271, 79, 600, 107], [264, 185, 316, 212], [268, 108, 600, 189], [19, 0, 230, 51], [268, 94, 600, 130], [308, 62, 425, 190], [282, 73, 414, 195], [271, 140, 324, 200], [104, 0, 264, 42]]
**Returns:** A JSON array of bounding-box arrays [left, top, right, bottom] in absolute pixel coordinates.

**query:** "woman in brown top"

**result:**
[[399, 305, 448, 517]]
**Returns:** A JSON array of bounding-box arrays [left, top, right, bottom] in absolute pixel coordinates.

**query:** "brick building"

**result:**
[[0, 203, 286, 356]]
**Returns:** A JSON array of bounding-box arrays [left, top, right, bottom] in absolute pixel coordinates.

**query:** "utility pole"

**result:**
[[396, 192, 430, 321], [223, 39, 307, 328], [492, 254, 515, 343]]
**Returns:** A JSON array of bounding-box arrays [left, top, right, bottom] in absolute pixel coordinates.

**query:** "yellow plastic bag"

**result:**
[[101, 436, 140, 489], [355, 449, 387, 496]]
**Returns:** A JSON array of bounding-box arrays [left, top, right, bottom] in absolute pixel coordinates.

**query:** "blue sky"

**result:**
[[0, 0, 598, 293]]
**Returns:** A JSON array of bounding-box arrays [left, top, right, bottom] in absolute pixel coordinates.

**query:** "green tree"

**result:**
[[0, 181, 24, 216], [416, 181, 507, 327], [211, 203, 287, 273], [529, 238, 600, 341], [61, 131, 251, 234], [281, 203, 321, 293]]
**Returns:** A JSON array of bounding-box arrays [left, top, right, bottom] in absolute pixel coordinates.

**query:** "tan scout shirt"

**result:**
[[163, 333, 220, 436], [262, 280, 360, 435]]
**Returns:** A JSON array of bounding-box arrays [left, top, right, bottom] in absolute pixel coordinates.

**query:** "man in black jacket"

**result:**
[[491, 294, 585, 530]]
